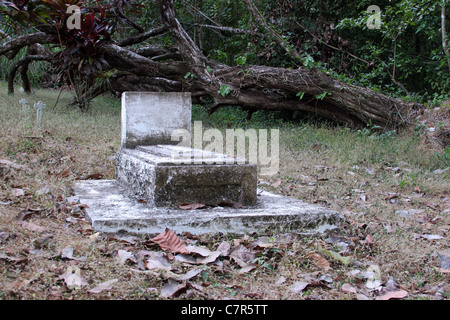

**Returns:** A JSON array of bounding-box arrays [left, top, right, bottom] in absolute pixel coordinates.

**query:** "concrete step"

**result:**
[[73, 180, 342, 236]]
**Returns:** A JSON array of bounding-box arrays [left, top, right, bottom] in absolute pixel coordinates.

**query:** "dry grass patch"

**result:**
[[1, 83, 449, 300]]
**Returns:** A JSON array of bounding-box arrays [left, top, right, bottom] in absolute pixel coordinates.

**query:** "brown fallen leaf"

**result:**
[[185, 245, 212, 257], [365, 234, 374, 245], [272, 179, 282, 188], [341, 283, 357, 293], [88, 279, 118, 294], [178, 203, 206, 210], [58, 168, 71, 178], [145, 252, 172, 271], [196, 251, 221, 264], [86, 173, 104, 180], [375, 290, 408, 300], [217, 241, 231, 256], [306, 253, 331, 270], [230, 245, 258, 268], [15, 209, 38, 221], [20, 221, 46, 233], [10, 188, 24, 197], [160, 280, 188, 298], [117, 249, 135, 265], [174, 268, 202, 281], [151, 228, 190, 254], [290, 281, 310, 294], [239, 264, 257, 274]]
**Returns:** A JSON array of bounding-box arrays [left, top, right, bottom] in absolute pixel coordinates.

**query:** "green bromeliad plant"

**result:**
[[0, 0, 130, 109]]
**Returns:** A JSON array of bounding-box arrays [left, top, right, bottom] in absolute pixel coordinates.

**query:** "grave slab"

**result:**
[[116, 145, 257, 207], [73, 180, 342, 236]]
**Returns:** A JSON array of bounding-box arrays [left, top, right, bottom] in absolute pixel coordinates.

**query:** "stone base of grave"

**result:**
[[116, 145, 257, 207], [73, 180, 342, 236]]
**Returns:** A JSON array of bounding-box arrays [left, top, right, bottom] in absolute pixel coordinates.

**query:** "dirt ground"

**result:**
[[0, 97, 449, 301]]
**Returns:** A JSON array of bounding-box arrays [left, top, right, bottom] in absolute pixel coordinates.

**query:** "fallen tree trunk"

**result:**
[[0, 1, 422, 129], [153, 0, 421, 129]]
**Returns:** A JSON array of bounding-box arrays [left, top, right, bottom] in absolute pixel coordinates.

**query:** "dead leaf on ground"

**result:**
[[230, 245, 258, 268], [272, 179, 282, 188], [290, 281, 310, 294], [60, 247, 87, 262], [160, 280, 188, 298], [59, 266, 88, 290], [57, 168, 71, 178], [217, 241, 231, 256], [15, 209, 41, 221], [88, 279, 119, 294], [375, 290, 408, 300], [365, 234, 374, 245], [117, 249, 135, 265], [185, 245, 212, 257], [174, 268, 202, 281], [341, 283, 357, 293], [86, 173, 104, 180], [20, 221, 46, 233], [10, 188, 24, 197], [306, 253, 331, 270], [145, 252, 172, 271], [239, 264, 257, 274], [178, 203, 206, 210], [151, 228, 190, 254], [196, 251, 221, 264]]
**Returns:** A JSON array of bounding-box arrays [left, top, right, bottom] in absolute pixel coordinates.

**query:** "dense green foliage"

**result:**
[[1, 0, 449, 104], [170, 0, 449, 103]]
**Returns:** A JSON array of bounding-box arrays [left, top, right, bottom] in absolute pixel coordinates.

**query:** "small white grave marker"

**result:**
[[19, 98, 29, 112], [34, 101, 46, 126]]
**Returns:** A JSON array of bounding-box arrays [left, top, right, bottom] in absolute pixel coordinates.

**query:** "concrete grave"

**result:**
[[121, 92, 191, 149], [74, 92, 341, 236], [116, 145, 257, 207]]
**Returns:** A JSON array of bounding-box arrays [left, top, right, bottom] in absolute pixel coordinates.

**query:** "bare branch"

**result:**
[[442, 4, 450, 70], [0, 32, 52, 56], [8, 54, 53, 94], [195, 24, 262, 36], [117, 26, 168, 47], [242, 0, 304, 65]]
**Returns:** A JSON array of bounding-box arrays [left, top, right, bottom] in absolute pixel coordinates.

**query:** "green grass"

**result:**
[[193, 104, 449, 174]]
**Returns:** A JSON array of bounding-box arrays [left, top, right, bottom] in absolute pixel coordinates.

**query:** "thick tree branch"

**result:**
[[117, 25, 168, 47], [195, 24, 262, 36], [8, 54, 53, 94], [157, 0, 216, 85], [0, 32, 52, 56]]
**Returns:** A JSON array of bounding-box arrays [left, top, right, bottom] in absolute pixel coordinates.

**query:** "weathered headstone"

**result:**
[[34, 101, 46, 126], [19, 98, 29, 112], [121, 92, 191, 149]]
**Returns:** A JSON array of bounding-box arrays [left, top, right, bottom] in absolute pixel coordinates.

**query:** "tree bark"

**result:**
[[154, 0, 420, 129], [442, 4, 450, 71], [0, 1, 422, 129]]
